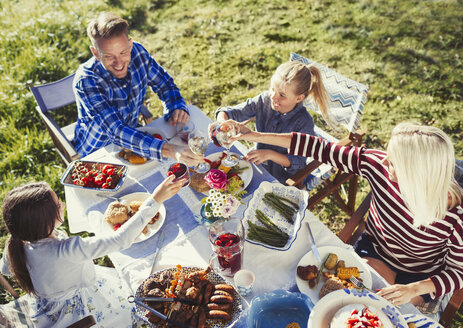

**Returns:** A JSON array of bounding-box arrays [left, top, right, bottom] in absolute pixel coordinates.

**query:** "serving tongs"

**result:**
[[128, 296, 194, 328]]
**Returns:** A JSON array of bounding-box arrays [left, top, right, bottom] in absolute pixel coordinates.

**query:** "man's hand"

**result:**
[[161, 143, 204, 167], [168, 109, 189, 126]]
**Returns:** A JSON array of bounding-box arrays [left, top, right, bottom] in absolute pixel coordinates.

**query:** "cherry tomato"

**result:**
[[153, 133, 163, 140], [113, 223, 122, 231], [102, 164, 115, 175], [106, 176, 113, 184], [94, 173, 107, 186], [105, 168, 114, 176], [101, 182, 110, 189]]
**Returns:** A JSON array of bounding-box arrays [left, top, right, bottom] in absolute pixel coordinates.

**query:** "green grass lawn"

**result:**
[[0, 0, 462, 326]]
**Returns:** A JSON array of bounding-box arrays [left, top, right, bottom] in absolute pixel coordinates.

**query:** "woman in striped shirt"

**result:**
[[230, 121, 463, 308]]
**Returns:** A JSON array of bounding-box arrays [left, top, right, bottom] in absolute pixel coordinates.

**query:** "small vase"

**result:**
[[200, 204, 223, 225]]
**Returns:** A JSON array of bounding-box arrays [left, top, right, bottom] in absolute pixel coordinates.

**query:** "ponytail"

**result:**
[[307, 65, 334, 127], [7, 236, 35, 294]]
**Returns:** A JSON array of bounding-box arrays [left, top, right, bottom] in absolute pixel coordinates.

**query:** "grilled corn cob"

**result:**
[[336, 267, 360, 280]]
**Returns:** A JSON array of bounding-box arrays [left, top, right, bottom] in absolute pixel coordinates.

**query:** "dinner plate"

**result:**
[[242, 181, 309, 251], [100, 192, 166, 243], [246, 290, 314, 328], [110, 126, 167, 165], [134, 266, 243, 328], [204, 152, 253, 192], [308, 289, 408, 328], [296, 245, 372, 304]]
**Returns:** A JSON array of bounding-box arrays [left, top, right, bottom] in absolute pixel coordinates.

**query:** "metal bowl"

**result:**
[[60, 160, 128, 192]]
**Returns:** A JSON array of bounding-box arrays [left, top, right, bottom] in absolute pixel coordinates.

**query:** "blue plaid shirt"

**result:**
[[73, 41, 188, 159]]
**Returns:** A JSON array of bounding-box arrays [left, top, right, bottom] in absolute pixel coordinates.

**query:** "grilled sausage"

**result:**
[[210, 294, 233, 304], [213, 290, 232, 297], [214, 284, 234, 294], [208, 310, 231, 320], [207, 303, 232, 311]]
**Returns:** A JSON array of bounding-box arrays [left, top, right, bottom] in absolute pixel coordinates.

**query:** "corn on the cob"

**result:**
[[218, 164, 231, 173], [336, 267, 360, 280]]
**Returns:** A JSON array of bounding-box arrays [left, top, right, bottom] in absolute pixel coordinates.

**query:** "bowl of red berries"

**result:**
[[167, 162, 190, 187], [60, 160, 128, 192]]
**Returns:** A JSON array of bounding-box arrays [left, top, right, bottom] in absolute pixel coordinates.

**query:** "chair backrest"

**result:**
[[29, 73, 76, 113], [290, 52, 369, 133]]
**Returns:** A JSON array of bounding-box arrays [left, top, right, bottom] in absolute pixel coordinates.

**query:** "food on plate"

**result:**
[[331, 304, 384, 328], [337, 267, 360, 280], [319, 277, 345, 299], [286, 323, 301, 328], [297, 264, 319, 281], [69, 162, 125, 189], [103, 200, 160, 234], [336, 260, 346, 270], [246, 209, 289, 248], [139, 265, 236, 327], [262, 192, 299, 224], [324, 253, 338, 270], [117, 133, 163, 164], [190, 172, 210, 193]]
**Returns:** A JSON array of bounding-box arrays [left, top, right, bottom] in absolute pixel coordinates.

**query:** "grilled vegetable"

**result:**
[[337, 267, 360, 280], [324, 253, 338, 270]]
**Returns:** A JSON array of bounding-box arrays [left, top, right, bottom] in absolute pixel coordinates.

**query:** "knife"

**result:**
[[306, 221, 322, 264], [150, 230, 165, 274]]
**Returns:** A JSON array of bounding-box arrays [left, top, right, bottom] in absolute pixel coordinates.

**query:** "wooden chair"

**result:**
[[338, 192, 463, 327], [29, 73, 154, 166], [285, 52, 368, 215]]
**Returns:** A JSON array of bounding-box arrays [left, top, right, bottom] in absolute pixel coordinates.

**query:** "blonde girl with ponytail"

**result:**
[[215, 60, 332, 183]]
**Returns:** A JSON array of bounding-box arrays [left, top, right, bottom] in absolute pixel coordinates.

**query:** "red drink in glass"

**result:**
[[167, 163, 190, 187], [214, 232, 243, 275]]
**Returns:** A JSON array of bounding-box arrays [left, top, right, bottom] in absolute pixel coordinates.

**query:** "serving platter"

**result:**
[[110, 126, 167, 165], [99, 192, 166, 243], [308, 289, 408, 328], [134, 266, 243, 328], [242, 181, 309, 251], [296, 245, 372, 305]]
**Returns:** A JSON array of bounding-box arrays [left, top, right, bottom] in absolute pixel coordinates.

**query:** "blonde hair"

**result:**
[[387, 122, 462, 226], [271, 61, 333, 126], [87, 12, 129, 49]]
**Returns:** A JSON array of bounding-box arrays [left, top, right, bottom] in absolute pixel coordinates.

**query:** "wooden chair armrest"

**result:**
[[37, 108, 78, 164], [286, 159, 323, 187], [440, 288, 463, 327], [338, 192, 372, 244]]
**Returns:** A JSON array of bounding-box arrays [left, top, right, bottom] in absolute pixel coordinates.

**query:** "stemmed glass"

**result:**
[[188, 128, 210, 173], [176, 121, 195, 144], [210, 121, 239, 167]]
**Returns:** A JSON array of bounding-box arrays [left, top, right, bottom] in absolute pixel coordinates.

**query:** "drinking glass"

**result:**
[[209, 121, 238, 167], [188, 129, 210, 173], [208, 217, 245, 277], [176, 121, 195, 144], [167, 162, 190, 187]]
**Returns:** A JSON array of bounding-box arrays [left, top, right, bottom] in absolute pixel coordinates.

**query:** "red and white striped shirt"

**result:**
[[289, 132, 463, 298]]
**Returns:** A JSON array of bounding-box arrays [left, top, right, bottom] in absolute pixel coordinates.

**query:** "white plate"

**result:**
[[101, 192, 166, 243], [243, 181, 309, 251], [296, 245, 372, 304], [330, 303, 393, 328], [205, 151, 253, 192], [308, 289, 408, 328], [110, 127, 167, 165]]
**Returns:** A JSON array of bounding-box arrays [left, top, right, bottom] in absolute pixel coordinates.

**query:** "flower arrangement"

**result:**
[[201, 169, 246, 221]]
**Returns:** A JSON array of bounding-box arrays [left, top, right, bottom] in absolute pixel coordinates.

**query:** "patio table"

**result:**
[[63, 106, 441, 327]]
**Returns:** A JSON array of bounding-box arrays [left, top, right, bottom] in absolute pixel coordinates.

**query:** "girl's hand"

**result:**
[[244, 149, 273, 165], [227, 120, 255, 142], [376, 283, 419, 306], [152, 175, 184, 203]]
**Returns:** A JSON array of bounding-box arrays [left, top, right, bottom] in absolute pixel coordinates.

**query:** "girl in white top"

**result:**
[[0, 175, 183, 327]]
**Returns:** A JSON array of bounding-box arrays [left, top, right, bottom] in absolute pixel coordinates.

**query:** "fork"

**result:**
[[348, 276, 375, 293]]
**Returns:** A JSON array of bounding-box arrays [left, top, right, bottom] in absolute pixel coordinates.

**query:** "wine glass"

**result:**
[[210, 121, 239, 167], [188, 129, 210, 173]]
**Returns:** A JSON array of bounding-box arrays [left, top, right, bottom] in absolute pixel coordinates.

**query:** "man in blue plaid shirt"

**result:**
[[73, 12, 202, 165]]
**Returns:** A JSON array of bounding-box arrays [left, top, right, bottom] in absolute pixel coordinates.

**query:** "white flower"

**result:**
[[221, 205, 237, 217], [225, 196, 240, 209]]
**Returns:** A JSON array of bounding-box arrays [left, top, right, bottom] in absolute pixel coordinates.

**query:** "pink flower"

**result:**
[[204, 169, 228, 190], [226, 196, 240, 209]]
